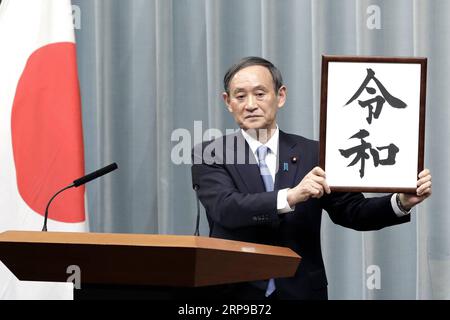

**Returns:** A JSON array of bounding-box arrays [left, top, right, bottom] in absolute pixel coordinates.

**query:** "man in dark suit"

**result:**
[[191, 57, 432, 300]]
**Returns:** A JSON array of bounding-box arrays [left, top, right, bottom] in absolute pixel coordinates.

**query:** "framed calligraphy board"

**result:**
[[319, 55, 427, 193]]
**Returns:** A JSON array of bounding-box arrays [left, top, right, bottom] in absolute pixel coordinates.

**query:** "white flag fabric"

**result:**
[[0, 0, 88, 299]]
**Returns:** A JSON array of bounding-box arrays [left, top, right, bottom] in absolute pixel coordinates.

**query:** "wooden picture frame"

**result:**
[[319, 55, 427, 193]]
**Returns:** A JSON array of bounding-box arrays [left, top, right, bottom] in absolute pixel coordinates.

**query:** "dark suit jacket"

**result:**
[[191, 130, 410, 299]]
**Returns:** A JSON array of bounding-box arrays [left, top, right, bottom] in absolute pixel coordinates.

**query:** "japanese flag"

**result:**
[[0, 0, 88, 299]]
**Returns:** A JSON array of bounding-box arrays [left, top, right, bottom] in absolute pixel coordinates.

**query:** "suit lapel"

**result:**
[[275, 131, 300, 190], [230, 131, 266, 193]]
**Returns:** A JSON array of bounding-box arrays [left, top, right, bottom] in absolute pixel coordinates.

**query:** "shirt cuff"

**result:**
[[391, 193, 411, 217], [277, 188, 295, 214]]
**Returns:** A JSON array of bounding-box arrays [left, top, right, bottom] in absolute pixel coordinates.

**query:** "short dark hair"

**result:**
[[223, 56, 284, 95]]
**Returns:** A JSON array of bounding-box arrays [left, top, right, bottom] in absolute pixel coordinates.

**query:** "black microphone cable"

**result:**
[[42, 184, 75, 232], [193, 184, 201, 236]]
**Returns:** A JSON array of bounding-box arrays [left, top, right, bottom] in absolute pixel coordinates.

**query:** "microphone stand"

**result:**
[[42, 183, 75, 232], [193, 185, 201, 236], [41, 163, 118, 232]]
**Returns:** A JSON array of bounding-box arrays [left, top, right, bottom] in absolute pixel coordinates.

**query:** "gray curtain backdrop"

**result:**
[[72, 0, 449, 300]]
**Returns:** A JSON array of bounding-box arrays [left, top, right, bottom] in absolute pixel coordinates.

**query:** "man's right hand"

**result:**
[[287, 166, 331, 207]]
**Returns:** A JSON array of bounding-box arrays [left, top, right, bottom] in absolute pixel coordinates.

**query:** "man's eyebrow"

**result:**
[[253, 85, 268, 91], [232, 85, 268, 94], [232, 88, 246, 95]]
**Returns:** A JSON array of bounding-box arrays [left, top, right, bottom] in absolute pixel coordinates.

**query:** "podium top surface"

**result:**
[[0, 231, 301, 287], [0, 231, 298, 257]]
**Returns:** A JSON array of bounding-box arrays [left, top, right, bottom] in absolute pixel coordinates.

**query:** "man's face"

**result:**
[[223, 65, 286, 131]]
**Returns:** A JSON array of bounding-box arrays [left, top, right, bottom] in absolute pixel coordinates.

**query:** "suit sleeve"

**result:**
[[191, 152, 279, 230], [321, 192, 410, 231]]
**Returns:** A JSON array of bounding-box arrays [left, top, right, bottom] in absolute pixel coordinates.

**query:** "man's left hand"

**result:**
[[399, 169, 432, 211]]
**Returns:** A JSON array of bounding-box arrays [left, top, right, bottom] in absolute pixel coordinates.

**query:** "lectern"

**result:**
[[0, 231, 301, 299]]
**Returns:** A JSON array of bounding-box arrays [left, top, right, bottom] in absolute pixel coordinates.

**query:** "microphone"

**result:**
[[193, 184, 201, 236], [73, 163, 118, 187], [42, 163, 118, 232]]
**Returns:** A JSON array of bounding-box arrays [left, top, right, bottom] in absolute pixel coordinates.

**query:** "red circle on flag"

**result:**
[[11, 42, 86, 223]]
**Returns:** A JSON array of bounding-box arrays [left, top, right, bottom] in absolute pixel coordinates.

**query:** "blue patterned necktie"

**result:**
[[256, 145, 276, 297], [257, 146, 274, 192]]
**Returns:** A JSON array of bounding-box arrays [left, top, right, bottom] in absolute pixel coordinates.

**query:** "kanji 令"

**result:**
[[345, 68, 407, 124]]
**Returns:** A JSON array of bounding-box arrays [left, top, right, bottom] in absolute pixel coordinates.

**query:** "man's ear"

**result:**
[[222, 92, 233, 112], [277, 86, 287, 109]]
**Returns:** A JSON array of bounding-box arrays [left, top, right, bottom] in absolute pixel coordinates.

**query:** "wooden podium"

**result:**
[[0, 231, 301, 299]]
